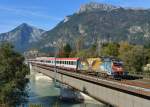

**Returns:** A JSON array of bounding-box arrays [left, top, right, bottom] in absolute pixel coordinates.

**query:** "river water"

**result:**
[[26, 73, 108, 107]]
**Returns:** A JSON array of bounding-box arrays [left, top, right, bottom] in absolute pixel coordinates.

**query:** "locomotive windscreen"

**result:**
[[113, 62, 123, 66]]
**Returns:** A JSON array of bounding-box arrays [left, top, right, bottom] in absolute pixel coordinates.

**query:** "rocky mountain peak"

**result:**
[[20, 23, 28, 26], [78, 2, 119, 13], [0, 23, 45, 52], [16, 23, 40, 31]]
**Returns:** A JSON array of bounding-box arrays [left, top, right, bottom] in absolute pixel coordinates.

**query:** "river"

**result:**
[[26, 72, 108, 107]]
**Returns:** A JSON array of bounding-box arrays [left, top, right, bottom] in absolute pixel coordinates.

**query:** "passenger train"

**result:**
[[29, 57, 125, 77]]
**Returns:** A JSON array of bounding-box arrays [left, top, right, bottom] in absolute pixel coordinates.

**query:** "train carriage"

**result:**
[[31, 56, 125, 78], [55, 58, 80, 71]]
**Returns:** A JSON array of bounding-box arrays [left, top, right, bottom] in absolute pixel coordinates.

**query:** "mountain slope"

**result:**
[[0, 23, 45, 52], [38, 2, 150, 51]]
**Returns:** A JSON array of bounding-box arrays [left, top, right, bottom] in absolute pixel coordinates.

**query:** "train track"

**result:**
[[78, 70, 150, 90], [31, 62, 150, 97]]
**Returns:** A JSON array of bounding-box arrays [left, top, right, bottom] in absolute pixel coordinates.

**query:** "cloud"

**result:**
[[0, 6, 62, 21]]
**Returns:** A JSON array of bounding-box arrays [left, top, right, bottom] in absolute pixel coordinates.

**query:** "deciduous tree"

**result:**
[[0, 43, 29, 106]]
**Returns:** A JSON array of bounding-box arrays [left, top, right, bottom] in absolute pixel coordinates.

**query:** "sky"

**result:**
[[0, 0, 150, 33]]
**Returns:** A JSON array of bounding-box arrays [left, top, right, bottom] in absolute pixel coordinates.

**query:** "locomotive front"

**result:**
[[112, 61, 124, 76]]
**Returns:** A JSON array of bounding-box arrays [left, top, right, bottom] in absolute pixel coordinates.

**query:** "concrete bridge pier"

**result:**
[[59, 84, 84, 102], [57, 82, 105, 105]]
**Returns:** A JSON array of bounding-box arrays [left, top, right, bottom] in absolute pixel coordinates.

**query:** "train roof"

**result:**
[[47, 57, 80, 61]]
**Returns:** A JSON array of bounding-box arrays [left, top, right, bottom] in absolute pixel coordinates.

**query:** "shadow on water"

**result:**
[[28, 96, 59, 107], [26, 96, 107, 107]]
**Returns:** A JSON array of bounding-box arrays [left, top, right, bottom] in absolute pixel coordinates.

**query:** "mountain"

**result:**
[[38, 2, 150, 51], [78, 2, 119, 13], [1, 2, 150, 53], [0, 23, 45, 52]]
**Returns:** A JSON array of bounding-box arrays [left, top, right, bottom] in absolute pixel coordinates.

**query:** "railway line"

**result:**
[[31, 62, 150, 98]]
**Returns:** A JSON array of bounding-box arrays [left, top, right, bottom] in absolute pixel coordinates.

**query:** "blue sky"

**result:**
[[0, 0, 150, 33]]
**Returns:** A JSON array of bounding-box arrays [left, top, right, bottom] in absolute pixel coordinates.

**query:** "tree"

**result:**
[[88, 43, 97, 57], [75, 50, 88, 58], [100, 43, 119, 57], [118, 41, 133, 56], [119, 44, 145, 73], [0, 43, 29, 106], [145, 49, 150, 64], [63, 43, 72, 57]]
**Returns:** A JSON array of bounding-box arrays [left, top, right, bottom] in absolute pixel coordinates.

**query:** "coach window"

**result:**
[[73, 61, 76, 65]]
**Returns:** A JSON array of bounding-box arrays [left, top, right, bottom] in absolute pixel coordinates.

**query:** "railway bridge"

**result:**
[[28, 62, 150, 107]]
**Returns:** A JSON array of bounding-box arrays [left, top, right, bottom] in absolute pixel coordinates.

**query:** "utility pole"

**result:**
[[54, 47, 57, 85]]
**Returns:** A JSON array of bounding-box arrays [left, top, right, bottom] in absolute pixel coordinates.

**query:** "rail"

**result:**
[[128, 72, 150, 79], [31, 62, 150, 99]]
